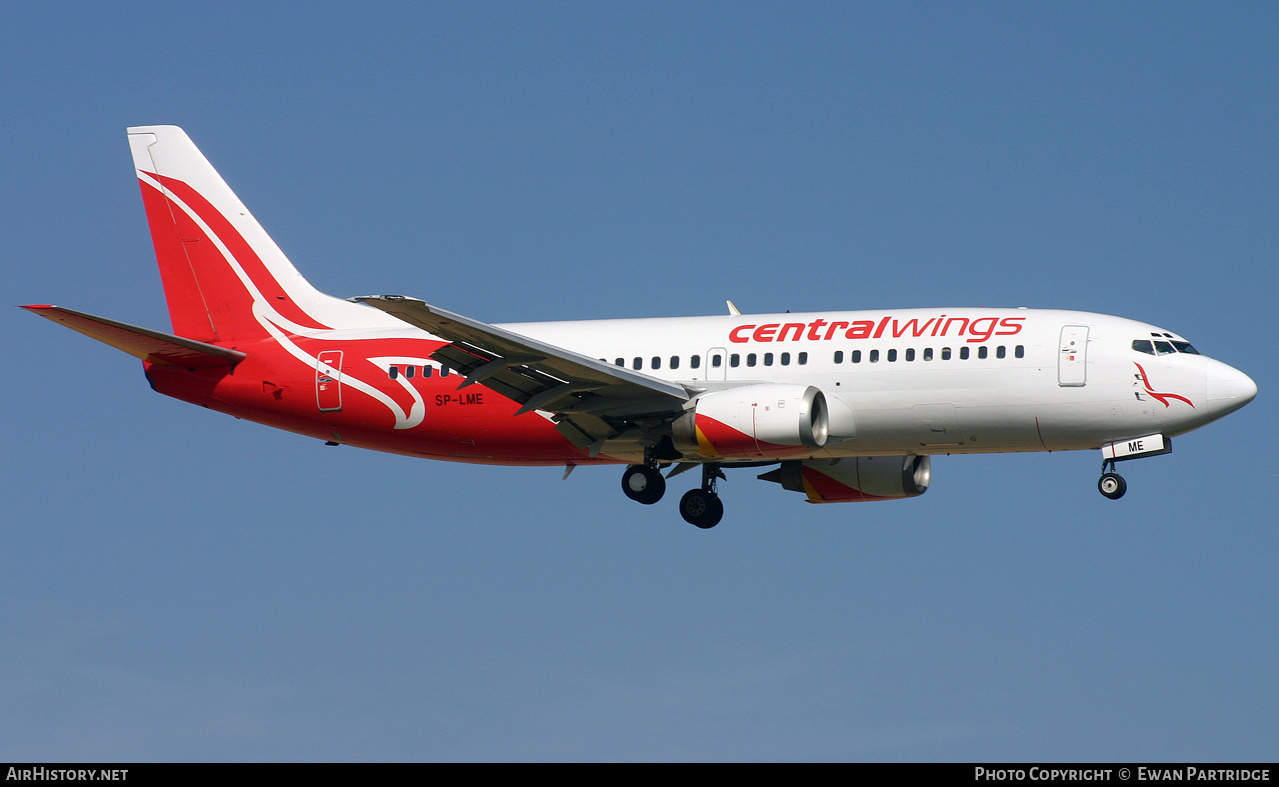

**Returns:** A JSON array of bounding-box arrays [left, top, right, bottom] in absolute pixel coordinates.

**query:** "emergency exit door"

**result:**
[[705, 347, 727, 381]]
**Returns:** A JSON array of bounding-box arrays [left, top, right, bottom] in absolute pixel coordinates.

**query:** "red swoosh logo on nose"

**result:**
[[1134, 362, 1195, 409]]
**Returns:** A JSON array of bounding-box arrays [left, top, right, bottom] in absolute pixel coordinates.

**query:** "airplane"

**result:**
[[24, 126, 1258, 529]]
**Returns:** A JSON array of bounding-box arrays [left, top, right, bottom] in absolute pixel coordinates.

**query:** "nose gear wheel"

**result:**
[[1098, 459, 1127, 500]]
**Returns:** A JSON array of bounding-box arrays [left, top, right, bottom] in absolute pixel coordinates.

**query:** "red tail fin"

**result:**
[[127, 126, 370, 342]]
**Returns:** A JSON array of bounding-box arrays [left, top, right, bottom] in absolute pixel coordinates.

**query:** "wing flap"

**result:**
[[23, 305, 246, 368], [353, 295, 691, 429]]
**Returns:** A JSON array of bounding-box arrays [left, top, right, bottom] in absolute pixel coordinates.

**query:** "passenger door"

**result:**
[[316, 350, 343, 411], [1058, 326, 1088, 387]]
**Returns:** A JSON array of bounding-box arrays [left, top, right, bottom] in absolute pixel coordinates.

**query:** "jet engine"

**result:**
[[673, 384, 829, 459], [758, 455, 931, 503]]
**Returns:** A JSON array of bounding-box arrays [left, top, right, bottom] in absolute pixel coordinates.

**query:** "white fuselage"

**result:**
[[503, 307, 1251, 461]]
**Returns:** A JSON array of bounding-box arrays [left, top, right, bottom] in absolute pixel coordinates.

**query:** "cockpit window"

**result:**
[[1135, 337, 1199, 356]]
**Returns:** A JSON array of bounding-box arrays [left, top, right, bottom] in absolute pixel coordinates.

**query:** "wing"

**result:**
[[352, 295, 692, 451]]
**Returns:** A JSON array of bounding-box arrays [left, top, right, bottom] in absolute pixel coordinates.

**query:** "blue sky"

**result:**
[[3, 2, 1276, 761]]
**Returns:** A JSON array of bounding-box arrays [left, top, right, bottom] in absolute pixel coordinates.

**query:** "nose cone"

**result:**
[[1205, 358, 1258, 414]]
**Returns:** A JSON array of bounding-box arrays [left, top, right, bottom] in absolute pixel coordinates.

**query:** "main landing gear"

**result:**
[[1098, 458, 1127, 500], [621, 464, 665, 505], [679, 465, 726, 529], [620, 462, 726, 529]]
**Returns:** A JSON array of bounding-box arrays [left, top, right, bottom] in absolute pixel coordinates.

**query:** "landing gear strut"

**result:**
[[679, 465, 725, 529], [1098, 459, 1127, 500]]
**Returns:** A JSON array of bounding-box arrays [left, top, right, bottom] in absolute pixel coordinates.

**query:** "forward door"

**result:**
[[1058, 325, 1088, 387]]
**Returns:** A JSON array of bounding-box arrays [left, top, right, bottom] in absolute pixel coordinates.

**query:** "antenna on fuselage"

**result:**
[[726, 300, 741, 316]]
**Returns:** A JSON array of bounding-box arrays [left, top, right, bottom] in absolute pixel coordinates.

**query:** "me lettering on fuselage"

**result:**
[[23, 126, 1258, 529]]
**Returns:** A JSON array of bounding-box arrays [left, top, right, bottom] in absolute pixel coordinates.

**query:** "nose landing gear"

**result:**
[[1098, 459, 1127, 500]]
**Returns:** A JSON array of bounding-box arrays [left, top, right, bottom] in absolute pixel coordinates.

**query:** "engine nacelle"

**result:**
[[758, 456, 931, 503], [673, 384, 829, 459]]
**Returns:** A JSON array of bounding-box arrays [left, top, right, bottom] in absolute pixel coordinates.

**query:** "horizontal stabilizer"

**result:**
[[22, 305, 246, 368]]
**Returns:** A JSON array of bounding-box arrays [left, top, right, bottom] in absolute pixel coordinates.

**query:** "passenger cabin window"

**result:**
[[651, 356, 661, 370], [389, 366, 399, 379], [670, 356, 679, 370], [691, 355, 701, 368], [803, 344, 1025, 365], [615, 358, 624, 367]]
